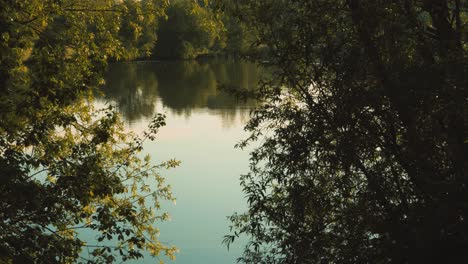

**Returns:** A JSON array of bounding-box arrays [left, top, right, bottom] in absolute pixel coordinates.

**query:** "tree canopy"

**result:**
[[223, 0, 467, 263], [153, 0, 225, 59], [0, 0, 178, 263], [151, 0, 259, 59]]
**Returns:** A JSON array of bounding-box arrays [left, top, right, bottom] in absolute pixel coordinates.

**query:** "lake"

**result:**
[[99, 59, 264, 263]]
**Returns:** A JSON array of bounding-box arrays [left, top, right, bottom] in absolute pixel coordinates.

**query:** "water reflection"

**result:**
[[98, 59, 263, 263], [101, 59, 261, 125]]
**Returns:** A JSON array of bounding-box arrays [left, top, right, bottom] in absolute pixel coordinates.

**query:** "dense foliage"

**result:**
[[151, 0, 258, 59], [220, 13, 259, 57], [223, 0, 467, 263], [153, 0, 225, 59], [0, 0, 179, 263]]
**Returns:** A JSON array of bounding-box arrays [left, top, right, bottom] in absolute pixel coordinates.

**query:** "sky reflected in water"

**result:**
[[99, 59, 265, 263]]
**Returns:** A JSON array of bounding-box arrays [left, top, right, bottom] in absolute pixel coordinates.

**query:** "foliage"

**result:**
[[153, 0, 225, 59], [117, 0, 166, 59], [219, 14, 258, 57], [0, 0, 179, 263], [213, 1, 261, 58], [223, 0, 467, 263]]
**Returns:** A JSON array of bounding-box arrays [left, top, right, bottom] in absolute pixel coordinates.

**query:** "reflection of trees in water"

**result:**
[[102, 62, 159, 122], [154, 60, 219, 111], [216, 108, 252, 130], [100, 59, 263, 126]]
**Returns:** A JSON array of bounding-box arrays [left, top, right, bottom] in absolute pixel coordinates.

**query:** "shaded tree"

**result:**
[[220, 14, 259, 57], [0, 0, 178, 263], [214, 1, 262, 58], [153, 0, 225, 59], [223, 0, 467, 263]]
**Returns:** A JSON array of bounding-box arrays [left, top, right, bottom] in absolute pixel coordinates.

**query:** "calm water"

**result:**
[[99, 59, 264, 263]]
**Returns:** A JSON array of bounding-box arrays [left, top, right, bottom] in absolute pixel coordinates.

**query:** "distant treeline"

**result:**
[[146, 0, 260, 60]]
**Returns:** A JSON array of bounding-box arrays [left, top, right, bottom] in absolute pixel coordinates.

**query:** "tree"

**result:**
[[0, 0, 179, 263], [117, 0, 166, 59], [223, 0, 467, 263], [213, 1, 261, 58], [220, 13, 259, 57], [153, 0, 225, 59]]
